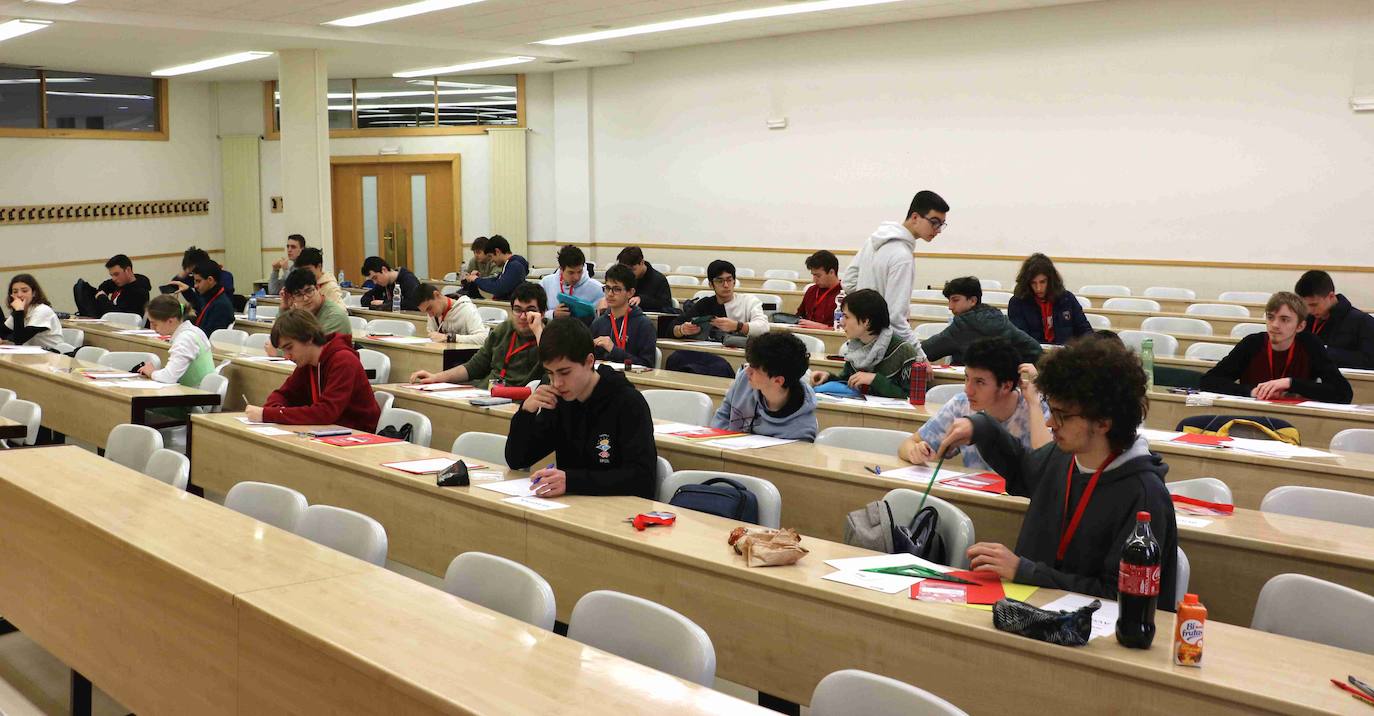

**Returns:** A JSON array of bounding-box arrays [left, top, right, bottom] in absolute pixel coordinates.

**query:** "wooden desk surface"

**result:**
[[189, 416, 1374, 715]]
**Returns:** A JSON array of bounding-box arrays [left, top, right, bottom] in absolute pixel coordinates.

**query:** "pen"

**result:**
[[530, 463, 554, 486], [1352, 676, 1374, 701], [1333, 680, 1374, 705], [865, 465, 882, 475]]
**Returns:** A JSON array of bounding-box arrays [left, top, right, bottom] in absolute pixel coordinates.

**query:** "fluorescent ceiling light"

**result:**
[[26, 0, 78, 4], [46, 91, 154, 100], [324, 0, 486, 27], [538, 0, 909, 45], [0, 19, 52, 43], [152, 51, 272, 77], [393, 56, 534, 78]]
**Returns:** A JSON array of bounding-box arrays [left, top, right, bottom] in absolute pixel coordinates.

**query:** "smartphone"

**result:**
[[470, 397, 514, 407]]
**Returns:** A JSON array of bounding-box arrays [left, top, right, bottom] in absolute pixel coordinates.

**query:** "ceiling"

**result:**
[[0, 0, 1102, 81]]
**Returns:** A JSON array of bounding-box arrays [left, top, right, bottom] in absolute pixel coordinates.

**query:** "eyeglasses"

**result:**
[[290, 286, 317, 299], [603, 285, 627, 295], [711, 276, 737, 287], [1048, 407, 1084, 424], [923, 214, 947, 231]]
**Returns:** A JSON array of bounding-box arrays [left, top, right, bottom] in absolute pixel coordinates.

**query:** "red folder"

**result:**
[[938, 473, 1006, 495], [669, 427, 748, 441], [315, 433, 403, 448], [909, 570, 1006, 605], [1171, 433, 1231, 446], [1170, 493, 1235, 515]]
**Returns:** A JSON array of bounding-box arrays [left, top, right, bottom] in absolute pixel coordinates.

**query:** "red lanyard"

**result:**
[[1057, 451, 1119, 563], [499, 332, 535, 381], [309, 366, 320, 403], [443, 297, 453, 321], [610, 310, 631, 348], [1038, 299, 1055, 343], [193, 287, 225, 326], [1311, 317, 1327, 336], [562, 279, 574, 296], [111, 289, 122, 302], [816, 282, 841, 309], [1266, 340, 1296, 381]]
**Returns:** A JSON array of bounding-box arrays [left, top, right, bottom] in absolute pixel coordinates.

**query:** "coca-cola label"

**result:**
[[1118, 562, 1160, 596]]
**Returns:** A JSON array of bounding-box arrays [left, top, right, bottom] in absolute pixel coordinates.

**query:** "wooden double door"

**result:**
[[331, 156, 461, 283]]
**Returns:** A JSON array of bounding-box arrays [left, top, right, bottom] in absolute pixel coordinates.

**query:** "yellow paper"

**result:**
[[965, 581, 1038, 611]]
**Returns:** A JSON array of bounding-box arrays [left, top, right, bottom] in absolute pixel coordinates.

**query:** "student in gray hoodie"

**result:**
[[922, 276, 1043, 365], [712, 332, 818, 441], [842, 190, 949, 344]]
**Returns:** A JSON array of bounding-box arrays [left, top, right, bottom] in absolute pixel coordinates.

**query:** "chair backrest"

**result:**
[[295, 504, 389, 566], [143, 448, 190, 491], [195, 372, 229, 414], [442, 272, 458, 282], [451, 431, 509, 468], [1251, 574, 1374, 655], [61, 327, 85, 348], [883, 489, 977, 569], [1175, 547, 1190, 606], [1260, 486, 1374, 528], [0, 399, 41, 446], [761, 279, 797, 291], [764, 269, 799, 280], [53, 341, 77, 355], [1186, 303, 1250, 318], [654, 456, 673, 498], [440, 284, 462, 297], [1141, 316, 1213, 337], [0, 388, 13, 410], [1219, 291, 1271, 303], [243, 333, 272, 351], [1165, 477, 1233, 505], [73, 346, 108, 364], [256, 305, 279, 319], [811, 669, 967, 716], [1332, 429, 1374, 455], [654, 347, 664, 370], [924, 383, 964, 405], [667, 275, 701, 286], [1118, 330, 1179, 358], [213, 359, 232, 375], [104, 424, 163, 471], [102, 311, 144, 328], [691, 289, 714, 301], [910, 304, 953, 319], [982, 291, 1012, 306], [366, 318, 416, 337], [1231, 322, 1266, 338], [443, 552, 556, 631], [98, 351, 161, 372], [1073, 295, 1091, 309], [477, 306, 506, 322], [1103, 297, 1162, 312], [734, 267, 755, 277], [224, 481, 308, 531], [675, 265, 706, 275], [1183, 342, 1231, 361], [641, 389, 714, 426], [378, 407, 432, 447], [1143, 286, 1196, 300], [914, 323, 944, 341], [793, 332, 826, 355], [344, 293, 363, 307], [346, 315, 368, 334], [815, 427, 910, 457], [210, 328, 247, 347], [911, 289, 945, 300], [1079, 284, 1131, 297], [374, 390, 395, 414], [651, 263, 671, 273], [659, 470, 782, 528], [566, 590, 716, 686], [749, 293, 784, 310], [358, 348, 391, 384], [1084, 313, 1111, 330], [978, 279, 1002, 290]]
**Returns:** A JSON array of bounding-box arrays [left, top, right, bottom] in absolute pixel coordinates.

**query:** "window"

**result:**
[[0, 68, 167, 140], [266, 75, 522, 138]]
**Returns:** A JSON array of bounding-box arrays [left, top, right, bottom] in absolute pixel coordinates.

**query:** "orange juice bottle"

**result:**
[[1173, 593, 1206, 667]]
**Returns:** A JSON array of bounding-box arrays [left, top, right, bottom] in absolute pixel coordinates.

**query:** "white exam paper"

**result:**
[[653, 422, 705, 435], [821, 570, 920, 594], [476, 478, 537, 497], [502, 495, 570, 511], [1138, 428, 1183, 442], [83, 371, 139, 379], [0, 346, 48, 355], [383, 457, 458, 474], [116, 329, 160, 336], [875, 464, 966, 485], [248, 426, 294, 436], [103, 380, 175, 390], [1226, 437, 1336, 459], [703, 435, 797, 450], [1296, 400, 1372, 413], [823, 552, 951, 574], [1175, 516, 1213, 529], [378, 336, 432, 345], [1039, 594, 1119, 641]]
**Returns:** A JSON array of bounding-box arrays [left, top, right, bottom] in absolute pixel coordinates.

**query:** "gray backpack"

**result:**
[[844, 499, 946, 564]]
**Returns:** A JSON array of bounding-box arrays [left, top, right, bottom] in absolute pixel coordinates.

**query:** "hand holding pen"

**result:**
[[530, 463, 567, 498]]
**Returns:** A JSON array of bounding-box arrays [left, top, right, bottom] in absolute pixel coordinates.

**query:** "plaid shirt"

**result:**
[[917, 392, 1049, 472]]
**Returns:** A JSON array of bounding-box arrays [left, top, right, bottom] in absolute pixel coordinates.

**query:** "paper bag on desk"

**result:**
[[728, 527, 809, 567]]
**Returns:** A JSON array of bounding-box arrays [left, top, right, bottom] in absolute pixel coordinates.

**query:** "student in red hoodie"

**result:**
[[245, 309, 381, 431]]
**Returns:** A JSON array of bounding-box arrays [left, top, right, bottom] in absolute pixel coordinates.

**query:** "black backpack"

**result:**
[[669, 477, 760, 524], [895, 502, 947, 566]]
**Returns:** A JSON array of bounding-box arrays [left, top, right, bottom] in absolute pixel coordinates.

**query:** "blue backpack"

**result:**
[[669, 477, 761, 524]]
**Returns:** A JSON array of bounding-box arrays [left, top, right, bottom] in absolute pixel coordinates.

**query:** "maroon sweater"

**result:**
[[264, 333, 381, 432], [798, 282, 842, 325]]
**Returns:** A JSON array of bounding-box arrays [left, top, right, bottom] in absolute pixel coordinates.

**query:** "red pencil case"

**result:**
[[490, 385, 532, 401]]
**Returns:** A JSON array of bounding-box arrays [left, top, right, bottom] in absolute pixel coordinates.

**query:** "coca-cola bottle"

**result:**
[[1116, 511, 1161, 648]]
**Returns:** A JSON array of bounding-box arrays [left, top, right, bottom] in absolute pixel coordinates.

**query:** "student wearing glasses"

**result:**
[[672, 259, 769, 340], [843, 190, 949, 344], [711, 331, 818, 441], [282, 268, 352, 337], [590, 264, 656, 368], [408, 283, 548, 389]]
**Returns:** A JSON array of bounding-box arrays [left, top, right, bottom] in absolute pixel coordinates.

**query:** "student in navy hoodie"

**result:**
[[1007, 253, 1092, 346], [360, 256, 421, 312], [188, 258, 236, 335], [1295, 270, 1374, 369], [465, 235, 529, 301], [589, 263, 657, 368]]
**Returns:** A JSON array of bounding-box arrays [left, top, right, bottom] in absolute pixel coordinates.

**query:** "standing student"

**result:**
[[712, 332, 818, 441], [672, 260, 769, 340], [245, 309, 380, 432], [0, 274, 63, 351], [898, 337, 1050, 470], [408, 283, 547, 389], [170, 246, 235, 310], [590, 264, 656, 368], [796, 250, 844, 329], [463, 235, 529, 301], [464, 236, 502, 279], [416, 283, 487, 345], [922, 276, 1043, 365], [808, 288, 922, 398], [615, 246, 673, 312], [360, 257, 421, 312], [188, 259, 236, 335], [82, 254, 151, 318], [293, 247, 345, 307], [1007, 253, 1092, 345], [504, 318, 658, 498], [268, 234, 305, 295], [1200, 291, 1352, 403], [540, 245, 604, 322], [936, 336, 1178, 602], [842, 190, 949, 344], [138, 295, 213, 388], [284, 268, 352, 337], [1294, 270, 1374, 369]]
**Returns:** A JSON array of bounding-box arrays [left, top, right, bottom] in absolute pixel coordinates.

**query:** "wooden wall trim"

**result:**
[[0, 199, 209, 226], [1, 249, 223, 274]]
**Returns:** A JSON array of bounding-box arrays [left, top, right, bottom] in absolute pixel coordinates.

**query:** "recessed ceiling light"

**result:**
[[25, 0, 79, 4], [151, 51, 272, 77], [392, 56, 534, 79], [538, 0, 910, 45], [324, 0, 487, 27], [0, 19, 52, 43]]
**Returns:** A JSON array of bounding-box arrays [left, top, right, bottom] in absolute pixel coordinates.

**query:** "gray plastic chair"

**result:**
[[1331, 429, 1374, 456], [365, 318, 415, 337], [374, 390, 395, 415], [359, 348, 391, 384], [102, 312, 144, 328], [443, 552, 556, 631], [1230, 323, 1266, 338], [764, 269, 799, 280], [1104, 297, 1162, 313], [1219, 291, 1272, 303], [815, 426, 910, 457], [98, 351, 161, 372], [143, 448, 190, 491], [1251, 574, 1374, 655], [883, 488, 976, 569], [1118, 330, 1179, 358], [378, 407, 432, 447], [1142, 316, 1213, 337], [924, 384, 964, 405], [104, 424, 163, 471], [567, 590, 715, 686], [74, 346, 108, 364], [61, 327, 85, 348], [451, 431, 508, 468], [1143, 286, 1196, 300], [1186, 303, 1250, 318], [0, 399, 41, 447], [641, 389, 714, 426], [1260, 486, 1374, 528], [1166, 477, 1233, 505], [1079, 284, 1131, 297], [295, 504, 389, 566], [659, 470, 781, 528], [811, 669, 967, 716], [224, 481, 307, 532], [1184, 342, 1231, 362], [1084, 314, 1111, 329]]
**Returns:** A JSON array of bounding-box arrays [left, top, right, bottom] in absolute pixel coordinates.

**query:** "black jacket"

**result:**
[[1007, 291, 1092, 345], [970, 412, 1178, 605], [473, 255, 530, 301], [1305, 294, 1374, 369], [175, 268, 235, 310], [590, 306, 658, 367], [1200, 332, 1353, 404], [922, 303, 1044, 365], [190, 288, 236, 334], [505, 365, 658, 498], [635, 265, 674, 313], [95, 274, 152, 318], [361, 268, 422, 312]]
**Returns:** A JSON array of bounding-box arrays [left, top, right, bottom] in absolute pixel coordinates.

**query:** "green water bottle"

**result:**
[[1141, 338, 1155, 392]]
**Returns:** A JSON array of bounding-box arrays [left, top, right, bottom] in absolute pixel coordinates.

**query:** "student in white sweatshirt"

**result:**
[[138, 295, 215, 388], [1, 274, 64, 351], [417, 283, 489, 345], [672, 259, 770, 341], [842, 190, 950, 344]]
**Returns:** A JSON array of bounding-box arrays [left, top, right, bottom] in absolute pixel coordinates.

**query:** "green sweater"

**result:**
[[827, 333, 922, 398], [462, 320, 544, 388], [316, 298, 353, 337]]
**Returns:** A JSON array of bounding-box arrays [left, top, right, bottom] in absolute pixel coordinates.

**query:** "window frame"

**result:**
[[0, 71, 168, 141], [263, 75, 524, 140]]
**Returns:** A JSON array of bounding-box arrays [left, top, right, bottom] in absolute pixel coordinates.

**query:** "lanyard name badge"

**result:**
[[194, 287, 226, 326], [610, 311, 631, 348], [1266, 340, 1296, 381], [1057, 451, 1120, 564], [497, 332, 534, 384]]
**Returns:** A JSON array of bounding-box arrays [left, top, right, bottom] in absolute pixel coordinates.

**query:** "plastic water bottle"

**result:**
[[1140, 338, 1155, 392], [833, 288, 846, 331], [392, 283, 402, 312], [337, 270, 346, 287], [247, 296, 257, 322]]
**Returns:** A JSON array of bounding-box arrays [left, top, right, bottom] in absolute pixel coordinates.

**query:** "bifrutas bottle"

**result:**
[[1173, 593, 1206, 666], [1116, 511, 1161, 648]]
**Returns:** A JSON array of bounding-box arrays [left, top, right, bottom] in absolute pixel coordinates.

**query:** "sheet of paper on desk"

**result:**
[[1039, 594, 1119, 641], [378, 336, 432, 345], [430, 389, 489, 400], [248, 426, 294, 436], [703, 435, 797, 450], [822, 570, 920, 594], [409, 382, 465, 391], [1226, 437, 1336, 459], [475, 478, 536, 497], [0, 346, 48, 355], [1175, 516, 1213, 529], [877, 464, 966, 485], [116, 329, 160, 336], [235, 416, 272, 426], [1296, 400, 1373, 413], [653, 422, 705, 435], [83, 371, 139, 379], [382, 457, 458, 474], [865, 396, 918, 409], [1138, 428, 1183, 442], [502, 495, 570, 511], [823, 552, 951, 574], [102, 379, 176, 390], [243, 356, 294, 365]]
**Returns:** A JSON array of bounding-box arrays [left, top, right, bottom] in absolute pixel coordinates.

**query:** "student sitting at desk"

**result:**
[[408, 283, 547, 389], [462, 235, 529, 301], [246, 309, 380, 432], [138, 295, 213, 388], [464, 236, 501, 279], [284, 269, 352, 337], [1007, 253, 1092, 346], [590, 264, 656, 368], [898, 337, 1049, 470], [615, 246, 673, 313], [267, 233, 305, 296], [360, 256, 421, 312], [539, 244, 604, 323], [1295, 270, 1374, 369], [416, 282, 487, 345], [921, 276, 1043, 365], [75, 254, 151, 319], [796, 249, 844, 329], [935, 335, 1178, 602], [188, 259, 236, 335], [672, 260, 769, 341], [808, 288, 923, 398], [1200, 291, 1353, 403], [294, 247, 345, 307], [169, 246, 235, 311], [712, 332, 818, 441], [0, 274, 63, 351], [505, 318, 657, 498]]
